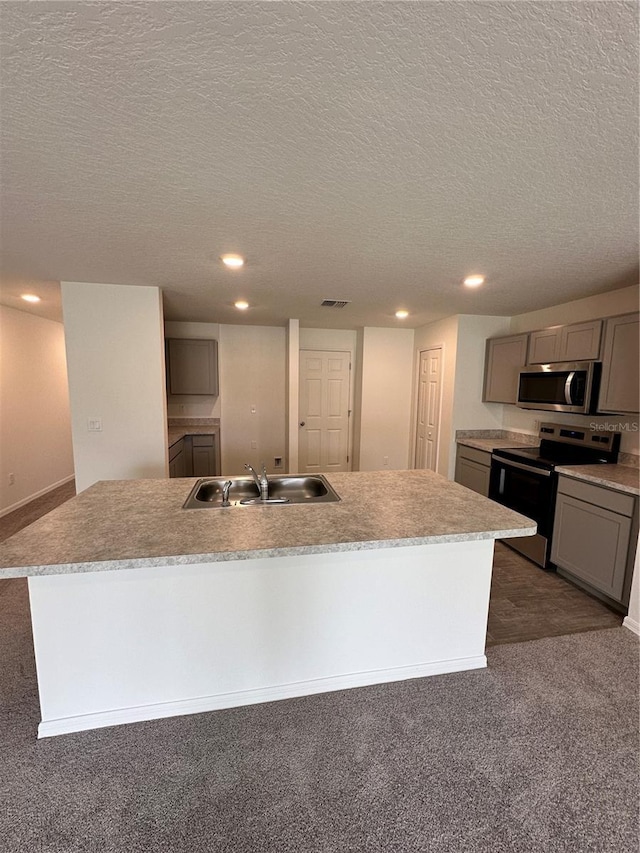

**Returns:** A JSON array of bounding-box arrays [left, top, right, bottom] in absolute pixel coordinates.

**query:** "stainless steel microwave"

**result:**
[[516, 361, 601, 414]]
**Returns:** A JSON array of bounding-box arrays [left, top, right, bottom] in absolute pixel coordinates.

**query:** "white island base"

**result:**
[[29, 539, 495, 738]]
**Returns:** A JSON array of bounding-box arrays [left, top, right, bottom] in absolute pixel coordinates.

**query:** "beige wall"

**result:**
[[351, 330, 365, 470], [286, 320, 300, 474], [505, 284, 640, 456], [0, 305, 74, 515], [509, 284, 639, 333], [357, 327, 415, 471], [164, 321, 221, 419], [218, 324, 286, 476], [62, 282, 168, 492]]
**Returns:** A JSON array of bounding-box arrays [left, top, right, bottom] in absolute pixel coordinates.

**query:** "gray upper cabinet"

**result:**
[[527, 320, 602, 364], [559, 320, 602, 361], [528, 327, 561, 364], [597, 313, 639, 414], [483, 334, 528, 404], [166, 338, 219, 396]]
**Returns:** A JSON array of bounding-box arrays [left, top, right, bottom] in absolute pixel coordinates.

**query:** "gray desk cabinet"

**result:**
[[551, 476, 638, 606], [454, 446, 491, 497], [597, 313, 639, 414], [166, 339, 219, 396], [483, 335, 529, 404]]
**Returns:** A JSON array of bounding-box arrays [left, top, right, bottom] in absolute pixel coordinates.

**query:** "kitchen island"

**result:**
[[0, 470, 535, 738]]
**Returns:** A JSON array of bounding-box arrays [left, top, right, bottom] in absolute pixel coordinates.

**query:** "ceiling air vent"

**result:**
[[321, 299, 351, 308]]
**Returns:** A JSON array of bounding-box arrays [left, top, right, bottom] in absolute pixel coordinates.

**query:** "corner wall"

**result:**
[[0, 306, 74, 515], [61, 282, 168, 492], [218, 324, 286, 476], [356, 327, 414, 471]]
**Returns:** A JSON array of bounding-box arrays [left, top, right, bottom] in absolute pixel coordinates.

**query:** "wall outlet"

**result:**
[[251, 440, 257, 450], [383, 456, 389, 467], [8, 472, 15, 485], [274, 456, 283, 468]]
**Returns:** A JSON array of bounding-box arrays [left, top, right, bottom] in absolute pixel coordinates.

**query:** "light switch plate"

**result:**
[[87, 418, 103, 432]]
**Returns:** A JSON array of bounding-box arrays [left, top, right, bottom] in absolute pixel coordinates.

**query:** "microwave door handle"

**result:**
[[564, 371, 575, 405]]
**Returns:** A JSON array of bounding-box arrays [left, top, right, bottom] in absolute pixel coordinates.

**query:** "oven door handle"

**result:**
[[491, 456, 552, 477], [564, 371, 575, 405]]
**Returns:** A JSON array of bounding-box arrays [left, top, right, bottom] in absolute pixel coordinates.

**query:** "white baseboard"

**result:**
[[622, 616, 640, 637], [37, 654, 487, 738], [0, 474, 74, 519]]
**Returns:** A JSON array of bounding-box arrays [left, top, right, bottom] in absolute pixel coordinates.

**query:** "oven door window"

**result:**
[[489, 463, 554, 536]]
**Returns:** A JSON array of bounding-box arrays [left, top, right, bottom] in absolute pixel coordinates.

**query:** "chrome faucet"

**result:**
[[245, 463, 269, 500], [221, 480, 232, 507]]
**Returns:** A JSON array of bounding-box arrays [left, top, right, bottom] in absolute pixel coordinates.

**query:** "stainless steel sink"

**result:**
[[183, 474, 340, 508]]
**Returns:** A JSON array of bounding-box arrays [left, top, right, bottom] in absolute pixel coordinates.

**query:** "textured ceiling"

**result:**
[[0, 1, 638, 328]]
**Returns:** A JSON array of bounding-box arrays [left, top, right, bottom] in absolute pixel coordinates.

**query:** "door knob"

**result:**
[[299, 421, 305, 427]]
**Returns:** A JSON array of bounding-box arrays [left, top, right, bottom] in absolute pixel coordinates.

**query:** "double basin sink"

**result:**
[[183, 474, 340, 508]]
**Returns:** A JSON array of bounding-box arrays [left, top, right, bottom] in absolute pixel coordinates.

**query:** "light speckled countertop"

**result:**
[[555, 464, 639, 497], [168, 422, 219, 448], [0, 470, 536, 578], [456, 437, 535, 452]]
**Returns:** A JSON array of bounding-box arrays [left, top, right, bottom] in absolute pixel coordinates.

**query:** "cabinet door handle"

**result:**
[[564, 372, 575, 405], [299, 421, 306, 427]]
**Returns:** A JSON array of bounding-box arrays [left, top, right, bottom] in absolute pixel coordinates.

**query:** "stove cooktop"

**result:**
[[492, 444, 612, 471]]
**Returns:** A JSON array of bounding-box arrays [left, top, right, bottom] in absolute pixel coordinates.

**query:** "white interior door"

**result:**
[[414, 346, 443, 472], [299, 350, 350, 473]]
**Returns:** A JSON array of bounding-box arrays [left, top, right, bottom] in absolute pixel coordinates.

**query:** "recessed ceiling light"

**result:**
[[234, 300, 249, 310], [463, 275, 485, 288], [21, 294, 41, 303], [221, 254, 244, 269], [395, 309, 409, 319]]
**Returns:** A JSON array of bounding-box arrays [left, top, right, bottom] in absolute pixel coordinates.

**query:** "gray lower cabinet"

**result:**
[[597, 313, 639, 414], [551, 475, 638, 606], [483, 334, 529, 404], [190, 435, 217, 477], [454, 445, 491, 497], [168, 439, 187, 478], [169, 433, 221, 478]]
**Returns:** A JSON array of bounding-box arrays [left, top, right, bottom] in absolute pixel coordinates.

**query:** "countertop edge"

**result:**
[[4, 526, 537, 578], [555, 466, 640, 497], [168, 425, 219, 448]]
